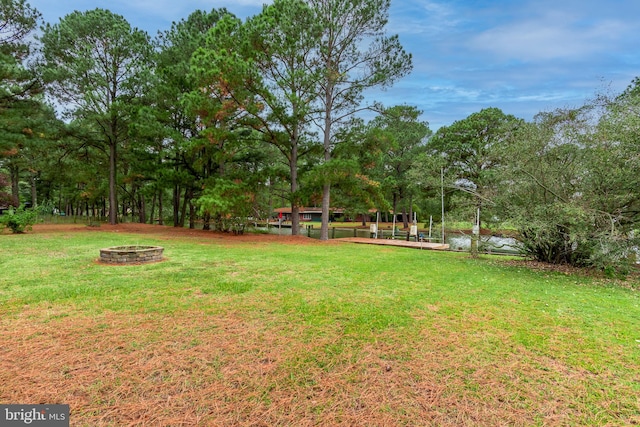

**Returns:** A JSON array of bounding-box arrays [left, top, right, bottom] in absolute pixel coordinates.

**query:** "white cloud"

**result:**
[[390, 0, 465, 36], [27, 0, 640, 130], [469, 14, 629, 62], [425, 85, 482, 100]]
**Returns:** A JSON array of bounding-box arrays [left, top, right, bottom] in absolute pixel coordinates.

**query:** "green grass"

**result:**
[[1, 228, 639, 426]]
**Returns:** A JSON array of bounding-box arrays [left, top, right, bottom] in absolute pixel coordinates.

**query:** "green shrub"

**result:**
[[0, 206, 38, 233]]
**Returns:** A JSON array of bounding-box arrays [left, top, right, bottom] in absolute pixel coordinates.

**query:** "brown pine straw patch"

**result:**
[[26, 222, 327, 246], [2, 304, 637, 426]]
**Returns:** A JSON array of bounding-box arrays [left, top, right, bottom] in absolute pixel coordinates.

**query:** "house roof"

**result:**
[[273, 207, 344, 214], [272, 207, 394, 214]]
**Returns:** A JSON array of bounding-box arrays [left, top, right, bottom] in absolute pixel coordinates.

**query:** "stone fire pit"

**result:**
[[99, 245, 164, 264]]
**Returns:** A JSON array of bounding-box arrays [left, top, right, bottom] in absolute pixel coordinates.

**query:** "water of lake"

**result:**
[[256, 225, 523, 255]]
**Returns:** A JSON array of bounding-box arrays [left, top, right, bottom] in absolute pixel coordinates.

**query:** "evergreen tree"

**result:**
[[39, 9, 153, 224]]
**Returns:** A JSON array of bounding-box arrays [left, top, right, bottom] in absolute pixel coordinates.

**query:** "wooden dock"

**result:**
[[337, 237, 449, 251]]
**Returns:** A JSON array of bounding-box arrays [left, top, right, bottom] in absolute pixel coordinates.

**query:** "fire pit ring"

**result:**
[[99, 245, 164, 264]]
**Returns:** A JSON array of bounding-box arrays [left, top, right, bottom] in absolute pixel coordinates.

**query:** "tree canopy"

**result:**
[[5, 0, 640, 274], [310, 0, 413, 240], [39, 8, 153, 224]]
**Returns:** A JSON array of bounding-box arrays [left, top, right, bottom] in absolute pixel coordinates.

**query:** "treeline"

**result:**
[[413, 92, 640, 273], [1, 0, 417, 240], [2, 0, 640, 272]]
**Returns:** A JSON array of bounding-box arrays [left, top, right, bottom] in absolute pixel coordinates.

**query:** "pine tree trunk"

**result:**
[[158, 191, 164, 225], [290, 143, 300, 236], [108, 142, 118, 225], [9, 164, 19, 206], [29, 173, 37, 207], [173, 185, 181, 227], [138, 193, 145, 223]]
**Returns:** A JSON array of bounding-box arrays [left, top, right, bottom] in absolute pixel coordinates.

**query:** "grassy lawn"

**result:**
[[1, 225, 639, 426]]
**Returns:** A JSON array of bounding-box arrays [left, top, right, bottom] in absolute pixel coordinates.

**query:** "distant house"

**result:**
[[273, 207, 345, 222], [272, 207, 404, 224]]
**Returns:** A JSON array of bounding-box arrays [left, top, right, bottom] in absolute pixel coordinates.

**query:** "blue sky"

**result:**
[[28, 0, 640, 130]]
